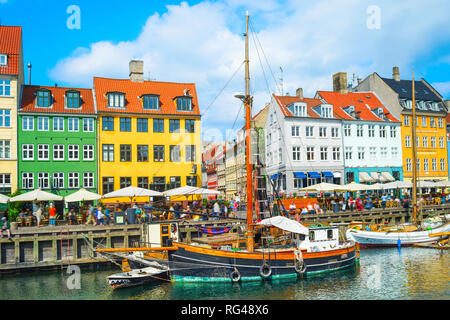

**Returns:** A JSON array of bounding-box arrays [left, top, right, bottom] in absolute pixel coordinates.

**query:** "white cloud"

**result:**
[[49, 0, 450, 138]]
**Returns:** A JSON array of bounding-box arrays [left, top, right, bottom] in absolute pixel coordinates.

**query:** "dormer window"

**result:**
[[107, 92, 125, 108], [0, 54, 7, 66], [66, 90, 80, 109], [176, 96, 193, 111], [377, 107, 384, 119], [320, 104, 333, 118], [36, 89, 52, 107], [287, 103, 307, 117], [345, 105, 355, 118], [142, 94, 159, 110]]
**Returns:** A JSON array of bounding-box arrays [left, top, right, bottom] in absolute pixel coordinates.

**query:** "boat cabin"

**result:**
[[143, 221, 180, 247], [293, 225, 340, 252]]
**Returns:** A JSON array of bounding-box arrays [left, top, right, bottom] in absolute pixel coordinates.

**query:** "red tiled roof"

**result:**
[[93, 77, 200, 116], [273, 94, 335, 118], [316, 91, 399, 122], [0, 26, 22, 75], [20, 85, 95, 115]]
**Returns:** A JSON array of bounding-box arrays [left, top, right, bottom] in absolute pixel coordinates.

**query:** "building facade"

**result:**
[[18, 86, 97, 202], [0, 26, 24, 195], [94, 60, 201, 196], [356, 67, 448, 182]]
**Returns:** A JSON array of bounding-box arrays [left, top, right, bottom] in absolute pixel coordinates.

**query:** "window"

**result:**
[[169, 176, 181, 189], [424, 158, 429, 171], [53, 117, 64, 131], [186, 176, 197, 187], [83, 118, 94, 132], [142, 95, 159, 110], [102, 177, 114, 194], [369, 147, 376, 159], [391, 147, 399, 158], [332, 147, 340, 161], [154, 145, 165, 162], [170, 145, 181, 162], [291, 126, 300, 137], [38, 144, 49, 160], [367, 125, 374, 137], [0, 140, 10, 159], [22, 144, 34, 160], [380, 147, 387, 158], [432, 158, 437, 171], [320, 147, 328, 160], [38, 172, 50, 189], [439, 136, 445, 148], [68, 144, 79, 161], [405, 135, 411, 148], [153, 119, 164, 133], [137, 177, 149, 189], [185, 119, 195, 133], [430, 117, 436, 128], [120, 117, 131, 132], [431, 136, 436, 148], [331, 127, 339, 138], [422, 136, 428, 148], [0, 80, 11, 97], [438, 118, 444, 128], [0, 54, 7, 66], [344, 124, 351, 137], [102, 117, 114, 131], [321, 105, 333, 118], [440, 158, 446, 171], [345, 147, 352, 160], [319, 127, 327, 137], [36, 89, 51, 107], [305, 126, 314, 137], [37, 117, 49, 131], [68, 172, 79, 189], [416, 159, 420, 172], [292, 147, 301, 161], [0, 109, 11, 127], [22, 172, 34, 190], [102, 144, 114, 162], [137, 118, 148, 132], [416, 136, 420, 148], [52, 172, 64, 189], [177, 97, 193, 111], [83, 145, 94, 161], [68, 118, 79, 132], [66, 90, 80, 109], [22, 116, 34, 131], [0, 174, 11, 194], [406, 159, 412, 172], [421, 116, 427, 127], [306, 147, 315, 161], [404, 115, 410, 127], [357, 147, 365, 160], [83, 172, 94, 188], [356, 125, 363, 137], [120, 144, 132, 162], [169, 119, 180, 133], [186, 145, 196, 162], [153, 177, 166, 192], [279, 148, 283, 163], [288, 103, 307, 117], [379, 125, 386, 138], [108, 92, 125, 108], [390, 126, 396, 138], [137, 145, 148, 162], [53, 144, 64, 161]]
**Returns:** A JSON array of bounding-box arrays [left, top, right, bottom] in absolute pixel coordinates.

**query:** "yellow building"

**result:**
[[94, 61, 201, 200], [0, 26, 24, 195]]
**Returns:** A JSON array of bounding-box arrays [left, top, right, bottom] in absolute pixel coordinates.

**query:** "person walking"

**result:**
[[96, 206, 104, 226], [48, 203, 57, 226], [33, 203, 43, 227]]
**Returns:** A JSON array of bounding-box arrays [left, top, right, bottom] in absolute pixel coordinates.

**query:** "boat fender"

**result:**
[[294, 250, 306, 274], [230, 269, 241, 283], [259, 263, 272, 278]]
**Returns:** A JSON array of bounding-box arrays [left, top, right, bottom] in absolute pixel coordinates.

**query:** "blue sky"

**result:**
[[1, 0, 450, 141]]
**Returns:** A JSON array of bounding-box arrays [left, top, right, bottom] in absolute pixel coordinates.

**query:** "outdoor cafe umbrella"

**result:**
[[432, 180, 450, 188], [257, 216, 309, 235], [343, 182, 379, 192], [102, 186, 163, 200], [64, 188, 102, 203], [382, 181, 413, 189], [299, 182, 347, 192], [164, 186, 220, 196], [9, 189, 63, 202], [0, 194, 9, 204]]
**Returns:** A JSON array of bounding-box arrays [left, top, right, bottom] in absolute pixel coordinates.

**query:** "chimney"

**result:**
[[393, 66, 400, 82], [296, 88, 303, 99], [129, 60, 144, 82], [357, 77, 362, 85], [333, 72, 348, 94], [27, 62, 32, 85]]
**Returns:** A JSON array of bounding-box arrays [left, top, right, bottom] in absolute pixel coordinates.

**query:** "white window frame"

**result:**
[[0, 109, 11, 128], [52, 172, 64, 189], [38, 172, 50, 189], [306, 147, 315, 161], [305, 126, 314, 137], [0, 140, 11, 159], [320, 147, 328, 161], [331, 127, 339, 138], [53, 117, 64, 131], [22, 172, 34, 190], [68, 172, 79, 189], [423, 158, 429, 171], [430, 136, 436, 148], [343, 124, 351, 137], [53, 144, 65, 161], [0, 54, 7, 66], [22, 144, 34, 161], [439, 136, 445, 148], [406, 159, 412, 172], [291, 125, 300, 137], [37, 144, 49, 161], [83, 118, 94, 132], [22, 116, 34, 131], [83, 172, 94, 188], [68, 144, 79, 161], [432, 158, 437, 171], [83, 145, 94, 161], [332, 147, 340, 161], [68, 118, 79, 132], [292, 146, 301, 161], [440, 158, 446, 171], [37, 117, 49, 131]]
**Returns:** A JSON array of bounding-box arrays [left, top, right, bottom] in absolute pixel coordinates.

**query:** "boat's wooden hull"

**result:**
[[168, 242, 358, 282], [346, 222, 450, 247]]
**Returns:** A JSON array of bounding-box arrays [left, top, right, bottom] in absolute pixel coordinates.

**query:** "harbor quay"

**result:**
[[0, 204, 446, 274]]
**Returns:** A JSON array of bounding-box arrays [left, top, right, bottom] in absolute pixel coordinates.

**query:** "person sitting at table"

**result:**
[[364, 198, 374, 210], [289, 201, 296, 214], [313, 202, 322, 214], [67, 209, 77, 224], [18, 210, 26, 219]]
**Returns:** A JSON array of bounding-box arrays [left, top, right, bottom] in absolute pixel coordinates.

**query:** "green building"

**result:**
[[18, 85, 97, 212]]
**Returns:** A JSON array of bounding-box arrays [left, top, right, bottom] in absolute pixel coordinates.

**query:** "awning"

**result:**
[[359, 172, 375, 183], [322, 171, 334, 178], [257, 216, 309, 235], [381, 172, 395, 182], [308, 172, 321, 179], [294, 172, 307, 179], [370, 172, 380, 181], [270, 173, 281, 180]]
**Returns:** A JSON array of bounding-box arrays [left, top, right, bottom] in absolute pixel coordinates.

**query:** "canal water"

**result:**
[[0, 247, 448, 300]]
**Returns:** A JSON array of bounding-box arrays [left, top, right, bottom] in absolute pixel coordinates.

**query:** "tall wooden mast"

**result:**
[[411, 71, 418, 224], [244, 12, 254, 252]]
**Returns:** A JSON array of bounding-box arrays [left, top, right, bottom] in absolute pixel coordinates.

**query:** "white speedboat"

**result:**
[[107, 264, 169, 289]]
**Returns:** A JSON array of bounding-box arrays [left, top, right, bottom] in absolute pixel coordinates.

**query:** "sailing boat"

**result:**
[[166, 13, 359, 282], [346, 71, 450, 247]]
